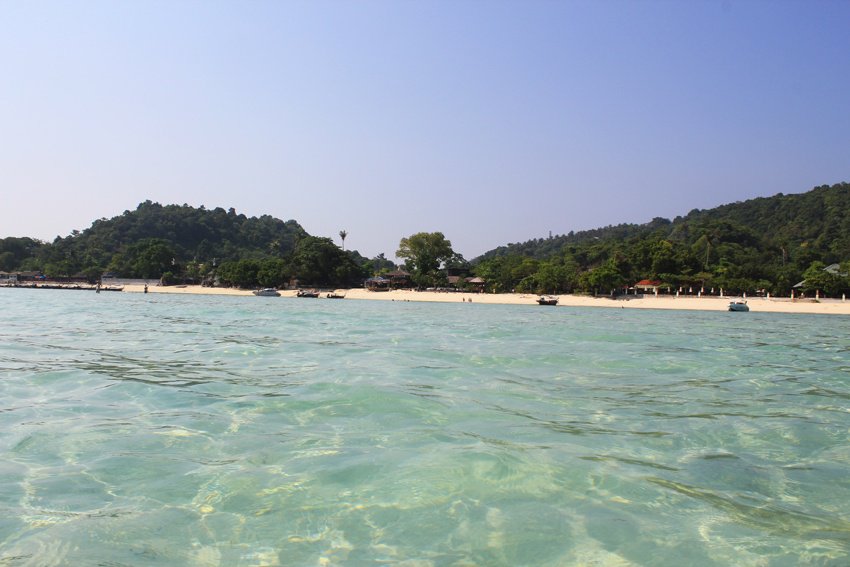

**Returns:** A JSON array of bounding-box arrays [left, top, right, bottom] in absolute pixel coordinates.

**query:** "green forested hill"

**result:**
[[689, 183, 850, 261], [86, 200, 308, 266], [0, 201, 368, 287], [473, 183, 850, 296]]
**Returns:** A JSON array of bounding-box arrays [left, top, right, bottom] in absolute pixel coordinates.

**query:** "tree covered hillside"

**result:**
[[3, 183, 849, 295], [472, 183, 850, 296], [0, 201, 369, 288]]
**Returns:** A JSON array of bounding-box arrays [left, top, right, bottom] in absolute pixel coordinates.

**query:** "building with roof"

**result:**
[[633, 279, 662, 294]]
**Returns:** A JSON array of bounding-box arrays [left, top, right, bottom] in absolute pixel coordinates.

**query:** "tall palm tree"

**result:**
[[339, 230, 348, 251]]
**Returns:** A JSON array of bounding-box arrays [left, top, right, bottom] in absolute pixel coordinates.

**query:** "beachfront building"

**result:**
[[794, 263, 846, 287], [633, 279, 662, 295], [365, 270, 412, 291], [447, 275, 486, 292], [365, 276, 390, 291], [793, 263, 848, 298], [0, 271, 46, 286], [466, 276, 485, 292], [366, 270, 482, 292], [14, 271, 44, 282], [385, 270, 412, 289], [446, 275, 464, 290]]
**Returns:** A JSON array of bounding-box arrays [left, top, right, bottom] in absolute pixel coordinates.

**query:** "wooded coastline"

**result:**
[[2, 183, 850, 298]]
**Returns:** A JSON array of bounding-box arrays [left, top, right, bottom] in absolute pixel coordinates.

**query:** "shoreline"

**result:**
[[119, 284, 850, 315]]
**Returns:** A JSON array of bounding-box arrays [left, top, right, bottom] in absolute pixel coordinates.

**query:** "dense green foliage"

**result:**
[[0, 237, 43, 272], [472, 183, 850, 296], [3, 183, 850, 294], [396, 232, 456, 288], [0, 201, 369, 288]]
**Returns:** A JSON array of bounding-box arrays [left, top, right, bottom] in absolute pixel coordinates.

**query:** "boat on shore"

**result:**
[[326, 292, 345, 299], [537, 295, 559, 306], [253, 288, 281, 297], [728, 299, 749, 312], [296, 289, 320, 298]]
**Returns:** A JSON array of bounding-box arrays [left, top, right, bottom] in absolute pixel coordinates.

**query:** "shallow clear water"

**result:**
[[1, 288, 849, 566]]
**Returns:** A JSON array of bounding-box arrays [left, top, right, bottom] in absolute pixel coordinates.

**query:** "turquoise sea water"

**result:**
[[1, 289, 849, 566]]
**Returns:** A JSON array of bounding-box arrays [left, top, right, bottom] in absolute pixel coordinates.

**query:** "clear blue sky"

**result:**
[[2, 0, 848, 261]]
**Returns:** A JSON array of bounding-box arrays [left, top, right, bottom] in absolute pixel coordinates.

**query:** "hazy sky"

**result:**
[[2, 1, 848, 260]]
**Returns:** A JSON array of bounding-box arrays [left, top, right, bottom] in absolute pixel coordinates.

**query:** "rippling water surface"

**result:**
[[1, 288, 849, 566]]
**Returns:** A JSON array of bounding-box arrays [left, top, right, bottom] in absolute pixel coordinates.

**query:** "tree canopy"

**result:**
[[397, 232, 456, 288]]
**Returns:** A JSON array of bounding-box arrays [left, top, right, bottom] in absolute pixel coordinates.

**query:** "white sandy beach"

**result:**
[[121, 284, 850, 315]]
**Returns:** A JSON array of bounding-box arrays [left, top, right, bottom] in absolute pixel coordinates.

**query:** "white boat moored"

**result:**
[[253, 288, 281, 297]]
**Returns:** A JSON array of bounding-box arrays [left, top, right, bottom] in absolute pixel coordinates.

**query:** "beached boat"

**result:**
[[296, 289, 319, 298], [537, 295, 559, 306], [326, 292, 345, 299], [253, 288, 281, 297], [728, 300, 749, 312]]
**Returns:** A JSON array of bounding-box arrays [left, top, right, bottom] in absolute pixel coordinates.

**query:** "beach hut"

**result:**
[[385, 270, 412, 289], [633, 279, 662, 295], [466, 277, 486, 293]]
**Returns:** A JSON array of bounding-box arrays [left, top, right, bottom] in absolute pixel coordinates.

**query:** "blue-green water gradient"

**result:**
[[1, 289, 848, 565]]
